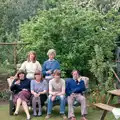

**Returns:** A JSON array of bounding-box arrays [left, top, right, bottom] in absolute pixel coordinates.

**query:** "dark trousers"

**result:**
[[40, 94, 47, 107]]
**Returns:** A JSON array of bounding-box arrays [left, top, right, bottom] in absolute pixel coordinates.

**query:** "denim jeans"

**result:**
[[47, 95, 66, 115]]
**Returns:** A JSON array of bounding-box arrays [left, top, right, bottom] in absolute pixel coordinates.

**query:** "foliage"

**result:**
[[19, 1, 120, 76], [0, 0, 120, 103], [0, 62, 15, 75], [0, 0, 64, 66], [0, 0, 45, 39], [0, 0, 47, 67], [19, 0, 120, 102], [0, 0, 120, 66], [0, 90, 9, 101], [73, 0, 120, 13]]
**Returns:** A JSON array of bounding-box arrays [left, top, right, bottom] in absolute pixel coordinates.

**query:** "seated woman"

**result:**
[[10, 70, 31, 120], [42, 49, 60, 82], [31, 71, 48, 116]]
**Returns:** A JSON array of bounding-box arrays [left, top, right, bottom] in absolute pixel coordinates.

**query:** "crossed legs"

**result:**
[[14, 98, 30, 119]]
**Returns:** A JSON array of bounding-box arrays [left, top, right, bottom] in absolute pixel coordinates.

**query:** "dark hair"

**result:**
[[17, 70, 26, 78], [34, 71, 43, 81], [71, 70, 80, 75], [53, 69, 61, 76]]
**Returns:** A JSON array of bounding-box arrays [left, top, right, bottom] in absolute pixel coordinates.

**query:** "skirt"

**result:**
[[13, 90, 31, 104]]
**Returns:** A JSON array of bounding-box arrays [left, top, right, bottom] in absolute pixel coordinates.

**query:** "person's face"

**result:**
[[72, 71, 79, 80], [29, 53, 35, 61], [48, 53, 55, 60], [54, 75, 60, 81], [19, 73, 25, 80], [35, 74, 41, 81]]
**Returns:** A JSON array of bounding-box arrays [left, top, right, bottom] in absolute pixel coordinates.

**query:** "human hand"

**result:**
[[15, 80, 20, 85], [34, 93, 39, 97], [71, 93, 75, 96], [22, 89, 28, 91], [46, 70, 52, 74], [53, 92, 58, 95], [51, 95, 56, 101], [38, 92, 41, 96]]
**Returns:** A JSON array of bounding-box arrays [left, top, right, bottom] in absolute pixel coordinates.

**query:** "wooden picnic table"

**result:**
[[100, 89, 120, 120]]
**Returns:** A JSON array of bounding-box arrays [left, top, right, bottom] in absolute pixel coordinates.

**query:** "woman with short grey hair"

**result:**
[[42, 49, 60, 82]]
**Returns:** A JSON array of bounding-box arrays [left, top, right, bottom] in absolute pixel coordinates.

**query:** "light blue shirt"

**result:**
[[42, 59, 60, 76], [31, 80, 48, 93]]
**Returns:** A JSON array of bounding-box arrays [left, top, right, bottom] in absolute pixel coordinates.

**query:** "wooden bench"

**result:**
[[93, 89, 120, 120], [7, 76, 89, 115], [94, 103, 115, 112]]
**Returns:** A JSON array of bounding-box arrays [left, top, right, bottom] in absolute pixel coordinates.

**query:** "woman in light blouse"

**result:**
[[20, 51, 42, 80]]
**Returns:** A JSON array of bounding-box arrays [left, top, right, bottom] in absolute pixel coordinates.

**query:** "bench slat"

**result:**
[[94, 103, 115, 112], [108, 90, 120, 96]]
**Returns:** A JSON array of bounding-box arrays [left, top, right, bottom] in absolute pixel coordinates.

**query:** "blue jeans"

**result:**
[[47, 95, 66, 115]]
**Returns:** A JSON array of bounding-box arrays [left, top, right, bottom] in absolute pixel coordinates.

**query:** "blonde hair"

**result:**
[[27, 51, 36, 63], [47, 49, 56, 56]]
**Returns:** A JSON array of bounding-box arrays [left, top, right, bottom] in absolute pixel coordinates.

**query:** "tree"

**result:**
[[73, 0, 120, 13], [19, 1, 120, 77], [0, 0, 46, 65]]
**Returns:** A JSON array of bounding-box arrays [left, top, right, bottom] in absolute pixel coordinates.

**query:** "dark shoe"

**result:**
[[33, 112, 37, 117]]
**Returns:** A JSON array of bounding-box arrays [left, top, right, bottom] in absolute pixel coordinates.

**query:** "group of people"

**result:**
[[10, 49, 88, 120]]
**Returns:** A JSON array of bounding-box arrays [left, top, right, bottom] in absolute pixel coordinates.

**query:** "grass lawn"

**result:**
[[0, 103, 119, 120]]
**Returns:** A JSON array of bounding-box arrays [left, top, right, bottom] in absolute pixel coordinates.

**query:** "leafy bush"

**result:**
[[0, 90, 9, 101], [0, 61, 15, 76], [19, 0, 120, 102], [19, 1, 119, 74]]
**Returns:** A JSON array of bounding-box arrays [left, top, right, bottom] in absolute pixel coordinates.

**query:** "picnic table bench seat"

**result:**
[[94, 103, 115, 112]]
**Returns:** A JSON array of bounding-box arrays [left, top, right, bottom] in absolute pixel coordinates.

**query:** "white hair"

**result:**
[[47, 49, 56, 56]]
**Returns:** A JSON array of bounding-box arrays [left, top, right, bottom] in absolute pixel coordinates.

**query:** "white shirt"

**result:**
[[20, 61, 42, 79]]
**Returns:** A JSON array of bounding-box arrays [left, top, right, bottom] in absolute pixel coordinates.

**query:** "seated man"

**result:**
[[45, 69, 67, 120], [66, 70, 87, 120]]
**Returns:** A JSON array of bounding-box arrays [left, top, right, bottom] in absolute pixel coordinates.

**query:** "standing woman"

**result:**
[[10, 70, 31, 120], [20, 51, 42, 80], [42, 49, 60, 82]]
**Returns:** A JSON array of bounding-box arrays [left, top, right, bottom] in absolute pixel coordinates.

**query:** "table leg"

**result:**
[[100, 94, 114, 120]]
